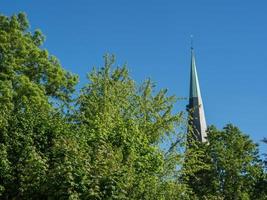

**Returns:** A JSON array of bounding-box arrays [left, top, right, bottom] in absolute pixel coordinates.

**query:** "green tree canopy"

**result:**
[[0, 13, 189, 199], [0, 12, 78, 199], [184, 124, 266, 200], [74, 54, 189, 199], [0, 12, 78, 110], [0, 12, 266, 200]]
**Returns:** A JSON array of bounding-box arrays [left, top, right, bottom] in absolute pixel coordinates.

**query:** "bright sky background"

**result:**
[[2, 0, 267, 154]]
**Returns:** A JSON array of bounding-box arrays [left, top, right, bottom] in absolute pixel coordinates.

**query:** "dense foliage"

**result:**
[[0, 13, 266, 199], [183, 125, 267, 200]]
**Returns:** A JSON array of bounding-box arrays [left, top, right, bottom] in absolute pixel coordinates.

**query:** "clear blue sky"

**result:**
[[2, 0, 267, 154]]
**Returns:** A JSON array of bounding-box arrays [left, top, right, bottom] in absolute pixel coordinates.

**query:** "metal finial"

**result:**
[[190, 34, 194, 50]]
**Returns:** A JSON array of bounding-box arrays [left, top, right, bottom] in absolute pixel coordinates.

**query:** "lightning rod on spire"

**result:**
[[190, 34, 194, 50]]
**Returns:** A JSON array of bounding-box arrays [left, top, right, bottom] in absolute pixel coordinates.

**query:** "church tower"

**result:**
[[187, 47, 207, 143]]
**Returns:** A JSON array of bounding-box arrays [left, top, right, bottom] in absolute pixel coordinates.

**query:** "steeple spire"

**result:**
[[187, 47, 207, 143]]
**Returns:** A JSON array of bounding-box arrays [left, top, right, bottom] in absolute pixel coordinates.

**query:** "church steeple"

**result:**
[[187, 47, 207, 143]]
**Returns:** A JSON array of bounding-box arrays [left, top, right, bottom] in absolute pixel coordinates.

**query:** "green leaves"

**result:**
[[0, 12, 78, 109], [0, 12, 265, 200], [183, 124, 266, 199], [76, 54, 185, 199]]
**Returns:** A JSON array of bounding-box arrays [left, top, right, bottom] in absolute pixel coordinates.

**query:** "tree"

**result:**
[[1, 12, 265, 200], [75, 54, 190, 199], [0, 12, 78, 199], [183, 124, 266, 200], [0, 13, 78, 109], [0, 13, 189, 199]]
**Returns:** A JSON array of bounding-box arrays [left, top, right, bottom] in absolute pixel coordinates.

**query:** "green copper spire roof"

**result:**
[[189, 48, 201, 98], [188, 47, 208, 143]]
